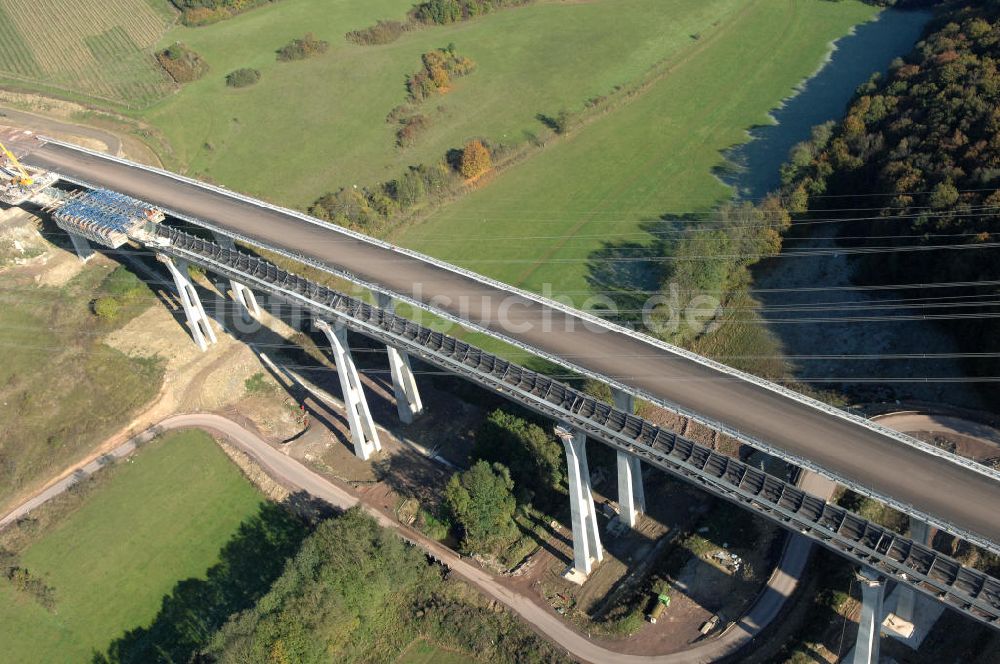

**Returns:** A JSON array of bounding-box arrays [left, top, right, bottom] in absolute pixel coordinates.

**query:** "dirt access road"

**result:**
[[0, 412, 796, 664], [0, 107, 122, 155], [4, 409, 992, 661]]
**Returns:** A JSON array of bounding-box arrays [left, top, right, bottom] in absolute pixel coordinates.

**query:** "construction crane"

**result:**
[[0, 139, 33, 187]]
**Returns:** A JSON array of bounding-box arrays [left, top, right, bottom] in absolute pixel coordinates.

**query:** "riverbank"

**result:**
[[713, 8, 979, 408]]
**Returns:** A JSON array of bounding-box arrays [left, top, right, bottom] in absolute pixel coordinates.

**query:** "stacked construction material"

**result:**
[[53, 189, 164, 249], [0, 167, 59, 206]]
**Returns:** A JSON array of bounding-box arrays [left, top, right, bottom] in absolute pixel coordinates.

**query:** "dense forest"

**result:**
[[200, 508, 570, 663], [781, 3, 1000, 381]]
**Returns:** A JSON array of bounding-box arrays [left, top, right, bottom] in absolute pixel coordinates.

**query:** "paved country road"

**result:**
[[0, 413, 800, 664], [17, 138, 1000, 548]]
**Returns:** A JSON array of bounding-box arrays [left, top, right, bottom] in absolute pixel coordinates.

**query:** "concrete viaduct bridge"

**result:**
[[10, 135, 1000, 661]]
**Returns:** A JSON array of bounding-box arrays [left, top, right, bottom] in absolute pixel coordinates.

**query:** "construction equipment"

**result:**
[[0, 139, 33, 186], [647, 593, 671, 624]]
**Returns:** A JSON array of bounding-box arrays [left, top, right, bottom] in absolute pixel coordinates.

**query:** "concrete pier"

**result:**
[[68, 231, 94, 262], [159, 254, 217, 351], [316, 319, 381, 460], [375, 293, 423, 423], [555, 423, 603, 581], [853, 567, 886, 664], [212, 232, 260, 322], [895, 519, 931, 622], [612, 389, 645, 527]]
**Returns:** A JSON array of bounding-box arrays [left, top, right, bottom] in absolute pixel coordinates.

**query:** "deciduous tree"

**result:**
[[459, 140, 491, 179], [445, 461, 517, 554]]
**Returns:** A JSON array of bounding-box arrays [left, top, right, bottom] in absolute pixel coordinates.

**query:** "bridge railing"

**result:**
[[155, 225, 1000, 629], [37, 137, 1000, 496]]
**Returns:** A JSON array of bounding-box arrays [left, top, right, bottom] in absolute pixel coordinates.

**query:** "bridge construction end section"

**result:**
[[211, 232, 260, 323], [374, 293, 423, 424], [159, 254, 217, 352], [854, 567, 887, 664], [612, 389, 645, 528], [316, 320, 381, 461], [556, 424, 603, 581]]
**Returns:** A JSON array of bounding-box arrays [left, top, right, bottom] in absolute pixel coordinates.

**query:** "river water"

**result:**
[[728, 9, 985, 409], [721, 9, 932, 201]]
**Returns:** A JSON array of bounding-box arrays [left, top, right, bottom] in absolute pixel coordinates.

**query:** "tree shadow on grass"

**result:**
[[584, 216, 704, 329], [92, 496, 319, 664]]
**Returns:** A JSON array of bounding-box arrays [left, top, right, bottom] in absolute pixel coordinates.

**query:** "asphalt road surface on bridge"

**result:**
[[22, 139, 1000, 547]]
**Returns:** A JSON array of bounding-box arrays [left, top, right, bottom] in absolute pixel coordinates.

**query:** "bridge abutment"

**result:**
[[159, 254, 217, 352], [211, 232, 261, 323], [853, 567, 886, 664], [316, 319, 381, 460], [555, 423, 603, 581], [375, 293, 423, 424], [612, 389, 645, 527]]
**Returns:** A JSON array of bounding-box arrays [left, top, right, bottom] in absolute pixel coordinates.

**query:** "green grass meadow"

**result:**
[[140, 0, 748, 207], [0, 430, 264, 663], [394, 0, 880, 299], [396, 638, 479, 664]]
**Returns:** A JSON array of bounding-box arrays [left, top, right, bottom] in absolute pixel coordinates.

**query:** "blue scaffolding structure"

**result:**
[[53, 188, 164, 248]]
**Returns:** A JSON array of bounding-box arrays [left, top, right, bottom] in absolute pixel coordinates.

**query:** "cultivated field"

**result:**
[[0, 0, 176, 107], [0, 430, 265, 663], [395, 0, 879, 298], [138, 0, 747, 206]]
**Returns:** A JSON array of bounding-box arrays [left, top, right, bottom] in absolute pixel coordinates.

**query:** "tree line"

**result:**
[[309, 138, 494, 233], [199, 507, 571, 663], [170, 0, 282, 26], [347, 0, 534, 46], [779, 3, 1000, 388]]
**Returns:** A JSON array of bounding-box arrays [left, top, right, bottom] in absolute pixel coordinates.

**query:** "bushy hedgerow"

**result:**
[[225, 67, 260, 88], [346, 19, 410, 45], [406, 45, 476, 102], [348, 0, 533, 46], [276, 33, 329, 62], [170, 0, 279, 26], [310, 161, 460, 233], [412, 0, 534, 25], [155, 42, 208, 83]]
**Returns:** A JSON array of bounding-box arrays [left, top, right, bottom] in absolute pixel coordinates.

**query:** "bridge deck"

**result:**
[[22, 139, 1000, 549]]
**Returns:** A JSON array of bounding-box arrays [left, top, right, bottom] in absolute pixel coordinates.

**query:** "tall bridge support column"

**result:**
[[854, 567, 886, 664], [896, 519, 932, 621], [374, 293, 423, 424], [68, 232, 94, 262], [316, 320, 381, 460], [159, 254, 217, 352], [555, 424, 603, 581], [211, 232, 260, 322], [612, 389, 645, 527]]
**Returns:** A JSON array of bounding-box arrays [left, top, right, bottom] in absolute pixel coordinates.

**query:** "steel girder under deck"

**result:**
[[154, 226, 1000, 630]]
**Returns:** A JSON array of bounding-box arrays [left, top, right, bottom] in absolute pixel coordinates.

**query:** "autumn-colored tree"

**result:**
[[428, 64, 450, 88], [459, 140, 491, 179]]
